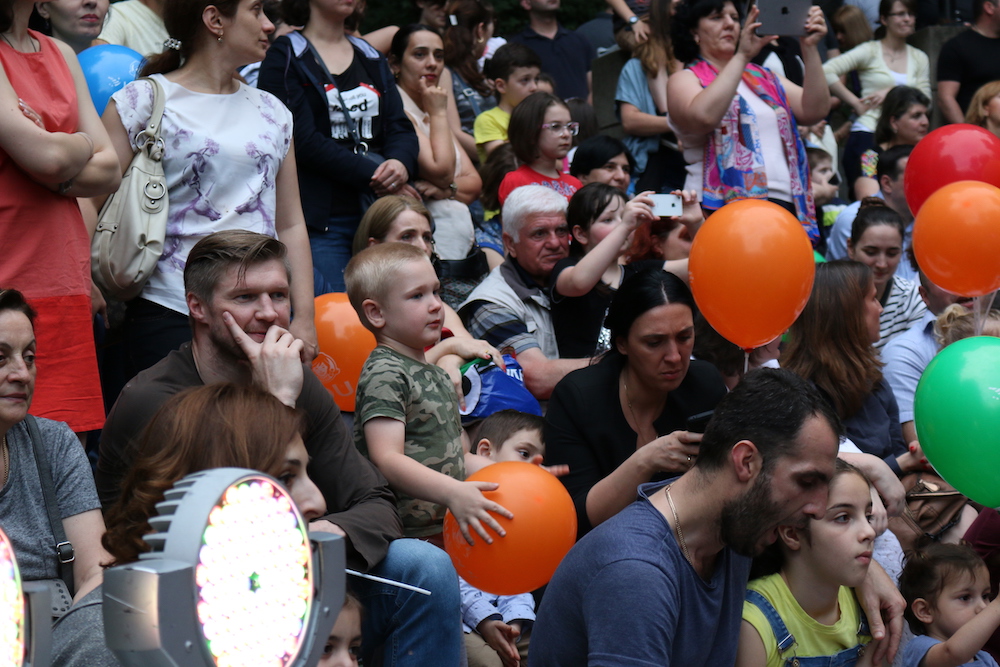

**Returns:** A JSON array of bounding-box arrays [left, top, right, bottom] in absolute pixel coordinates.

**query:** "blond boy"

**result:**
[[345, 243, 512, 546]]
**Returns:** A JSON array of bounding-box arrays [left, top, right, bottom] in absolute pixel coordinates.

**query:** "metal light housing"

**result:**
[[103, 468, 344, 667]]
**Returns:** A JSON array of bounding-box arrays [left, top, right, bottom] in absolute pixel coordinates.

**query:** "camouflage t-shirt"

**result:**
[[354, 345, 466, 537]]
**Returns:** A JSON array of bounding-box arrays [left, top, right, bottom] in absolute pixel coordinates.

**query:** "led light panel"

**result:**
[[194, 478, 312, 666], [0, 531, 24, 666]]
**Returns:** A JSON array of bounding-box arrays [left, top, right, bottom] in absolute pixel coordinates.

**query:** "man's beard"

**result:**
[[207, 320, 250, 364], [719, 468, 798, 557]]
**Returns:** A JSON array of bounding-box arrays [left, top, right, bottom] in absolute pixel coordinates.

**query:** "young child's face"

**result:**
[[374, 258, 443, 355], [489, 428, 545, 464], [499, 66, 540, 107], [794, 471, 876, 588], [810, 156, 838, 207], [926, 566, 992, 641], [319, 604, 362, 667], [537, 104, 573, 162], [576, 196, 625, 253]]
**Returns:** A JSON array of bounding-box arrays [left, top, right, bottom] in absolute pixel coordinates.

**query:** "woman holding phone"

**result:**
[[667, 0, 830, 245], [543, 269, 727, 539]]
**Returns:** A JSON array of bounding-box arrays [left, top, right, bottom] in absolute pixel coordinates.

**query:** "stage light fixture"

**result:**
[[104, 468, 344, 667]]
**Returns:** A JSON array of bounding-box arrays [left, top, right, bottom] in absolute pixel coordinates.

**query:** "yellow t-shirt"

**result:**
[[474, 106, 510, 163], [743, 573, 871, 667]]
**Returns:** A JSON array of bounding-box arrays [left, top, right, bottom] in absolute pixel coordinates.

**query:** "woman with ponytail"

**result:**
[[442, 0, 495, 161], [99, 0, 317, 379]]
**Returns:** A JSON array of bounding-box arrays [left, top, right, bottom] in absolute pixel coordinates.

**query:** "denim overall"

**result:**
[[745, 589, 871, 667]]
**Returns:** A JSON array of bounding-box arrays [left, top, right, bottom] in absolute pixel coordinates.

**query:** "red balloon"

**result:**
[[689, 199, 815, 350], [912, 180, 1000, 297], [904, 124, 1000, 215], [444, 462, 577, 595], [311, 293, 376, 412]]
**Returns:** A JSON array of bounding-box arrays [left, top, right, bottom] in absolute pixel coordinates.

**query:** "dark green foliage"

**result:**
[[360, 0, 606, 40]]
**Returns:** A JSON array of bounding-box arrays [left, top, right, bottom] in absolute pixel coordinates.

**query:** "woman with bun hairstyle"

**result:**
[[442, 0, 495, 161], [101, 0, 318, 379]]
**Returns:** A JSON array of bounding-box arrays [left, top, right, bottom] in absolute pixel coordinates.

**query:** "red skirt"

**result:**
[[28, 294, 104, 433]]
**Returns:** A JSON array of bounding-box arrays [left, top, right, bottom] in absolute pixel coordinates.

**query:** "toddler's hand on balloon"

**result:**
[[447, 481, 514, 545]]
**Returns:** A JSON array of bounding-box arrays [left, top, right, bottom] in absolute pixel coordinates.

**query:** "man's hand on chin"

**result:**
[[224, 312, 304, 407]]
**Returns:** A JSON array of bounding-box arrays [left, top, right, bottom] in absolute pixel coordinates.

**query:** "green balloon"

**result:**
[[915, 336, 1000, 507]]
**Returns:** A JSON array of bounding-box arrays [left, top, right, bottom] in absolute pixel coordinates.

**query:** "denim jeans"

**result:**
[[309, 219, 360, 293], [350, 538, 463, 666]]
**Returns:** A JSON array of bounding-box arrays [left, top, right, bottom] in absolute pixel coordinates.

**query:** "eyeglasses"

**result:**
[[540, 122, 580, 136]]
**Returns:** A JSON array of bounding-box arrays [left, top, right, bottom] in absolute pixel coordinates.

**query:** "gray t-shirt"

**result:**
[[52, 585, 121, 667], [0, 417, 100, 581]]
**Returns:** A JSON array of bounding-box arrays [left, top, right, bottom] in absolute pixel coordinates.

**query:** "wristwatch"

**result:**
[[628, 14, 639, 24], [448, 182, 458, 199]]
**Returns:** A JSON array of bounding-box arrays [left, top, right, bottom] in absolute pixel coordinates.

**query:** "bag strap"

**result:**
[[134, 77, 166, 156], [302, 39, 369, 155], [24, 416, 75, 595]]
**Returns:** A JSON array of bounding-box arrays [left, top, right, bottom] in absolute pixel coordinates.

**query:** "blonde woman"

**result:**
[[965, 80, 1000, 138]]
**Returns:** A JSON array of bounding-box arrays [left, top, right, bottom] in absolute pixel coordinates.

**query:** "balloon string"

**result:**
[[974, 295, 984, 336], [973, 290, 999, 336], [743, 350, 750, 376]]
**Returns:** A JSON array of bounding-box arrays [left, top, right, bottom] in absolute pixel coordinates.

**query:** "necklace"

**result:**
[[665, 484, 693, 566], [0, 32, 37, 53], [622, 368, 667, 443], [622, 370, 640, 431], [1, 435, 8, 487]]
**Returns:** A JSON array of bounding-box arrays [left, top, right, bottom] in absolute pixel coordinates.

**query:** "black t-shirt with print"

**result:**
[[326, 54, 384, 148]]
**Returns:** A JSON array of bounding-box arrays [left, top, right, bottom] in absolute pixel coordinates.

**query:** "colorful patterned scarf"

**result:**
[[689, 60, 818, 244]]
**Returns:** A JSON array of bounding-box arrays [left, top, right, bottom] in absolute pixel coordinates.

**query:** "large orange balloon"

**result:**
[[689, 200, 815, 350], [912, 181, 1000, 297], [444, 462, 576, 595], [311, 293, 376, 412]]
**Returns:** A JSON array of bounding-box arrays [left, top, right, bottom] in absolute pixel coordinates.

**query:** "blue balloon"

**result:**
[[77, 45, 145, 114]]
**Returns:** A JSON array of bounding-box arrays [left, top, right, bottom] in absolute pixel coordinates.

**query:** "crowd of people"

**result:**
[[5, 0, 1000, 664]]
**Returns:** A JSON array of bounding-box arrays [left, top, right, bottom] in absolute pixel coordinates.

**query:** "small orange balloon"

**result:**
[[913, 180, 1000, 297], [689, 200, 815, 350], [311, 293, 376, 412], [444, 462, 577, 596]]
